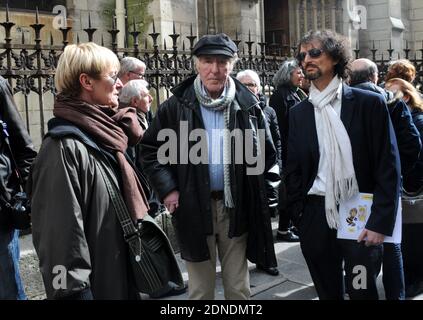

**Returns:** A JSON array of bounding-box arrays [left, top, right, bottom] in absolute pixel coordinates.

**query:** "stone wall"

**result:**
[[215, 0, 263, 44], [357, 0, 405, 58], [149, 0, 198, 47], [408, 0, 423, 53], [68, 0, 114, 44]]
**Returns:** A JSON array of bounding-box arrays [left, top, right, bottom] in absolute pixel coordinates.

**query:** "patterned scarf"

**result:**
[[194, 75, 236, 208], [54, 94, 149, 221]]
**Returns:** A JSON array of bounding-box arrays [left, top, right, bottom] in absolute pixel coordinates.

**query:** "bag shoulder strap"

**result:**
[[96, 160, 139, 243], [97, 159, 180, 293]]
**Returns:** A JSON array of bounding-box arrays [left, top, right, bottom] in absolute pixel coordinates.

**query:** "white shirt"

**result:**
[[307, 82, 343, 196]]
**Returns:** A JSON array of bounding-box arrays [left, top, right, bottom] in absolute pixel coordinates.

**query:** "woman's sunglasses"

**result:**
[[297, 48, 324, 62]]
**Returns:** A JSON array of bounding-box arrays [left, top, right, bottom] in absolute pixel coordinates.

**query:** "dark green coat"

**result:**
[[30, 119, 137, 299]]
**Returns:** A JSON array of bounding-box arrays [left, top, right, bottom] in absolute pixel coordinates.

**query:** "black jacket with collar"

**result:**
[[352, 81, 421, 176], [353, 81, 387, 99], [404, 109, 423, 192], [269, 85, 306, 170], [0, 76, 37, 229], [140, 75, 279, 264], [258, 93, 282, 211], [286, 84, 401, 236]]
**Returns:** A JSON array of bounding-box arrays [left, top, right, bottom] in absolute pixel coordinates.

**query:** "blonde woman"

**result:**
[[29, 43, 149, 299]]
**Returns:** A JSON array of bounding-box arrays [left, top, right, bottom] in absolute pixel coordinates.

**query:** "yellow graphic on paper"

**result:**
[[361, 194, 373, 201], [358, 205, 367, 222]]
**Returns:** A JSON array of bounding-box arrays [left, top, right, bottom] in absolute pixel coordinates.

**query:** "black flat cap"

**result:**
[[192, 33, 238, 57]]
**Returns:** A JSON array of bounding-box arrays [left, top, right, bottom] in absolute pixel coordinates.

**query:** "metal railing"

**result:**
[[1, 9, 423, 143], [352, 41, 423, 89], [0, 10, 286, 142]]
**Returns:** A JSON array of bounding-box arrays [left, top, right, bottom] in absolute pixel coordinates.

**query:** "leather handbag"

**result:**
[[96, 160, 184, 295], [401, 187, 423, 224]]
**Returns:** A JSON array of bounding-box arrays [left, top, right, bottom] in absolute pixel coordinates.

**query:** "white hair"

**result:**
[[118, 57, 146, 77], [236, 69, 262, 91], [119, 79, 149, 105], [192, 54, 238, 73]]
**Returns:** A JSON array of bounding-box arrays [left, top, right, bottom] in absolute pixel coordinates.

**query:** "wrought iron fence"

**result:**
[[352, 41, 423, 89], [1, 8, 423, 146], [0, 10, 286, 144]]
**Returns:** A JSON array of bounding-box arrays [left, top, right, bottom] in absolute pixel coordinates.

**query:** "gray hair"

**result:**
[[118, 57, 146, 78], [119, 79, 149, 105], [272, 59, 299, 88], [236, 69, 262, 91], [192, 54, 239, 73]]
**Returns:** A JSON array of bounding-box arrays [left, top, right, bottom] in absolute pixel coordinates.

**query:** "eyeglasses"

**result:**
[[130, 71, 145, 79], [106, 74, 120, 84], [296, 48, 324, 62], [243, 82, 257, 88]]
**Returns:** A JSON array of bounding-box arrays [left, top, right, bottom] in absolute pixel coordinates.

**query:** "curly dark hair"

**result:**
[[297, 30, 352, 80]]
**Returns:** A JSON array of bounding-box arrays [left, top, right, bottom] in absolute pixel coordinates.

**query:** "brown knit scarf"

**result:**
[[54, 94, 149, 221]]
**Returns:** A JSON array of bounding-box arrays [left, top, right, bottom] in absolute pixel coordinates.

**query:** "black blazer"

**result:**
[[286, 84, 401, 236]]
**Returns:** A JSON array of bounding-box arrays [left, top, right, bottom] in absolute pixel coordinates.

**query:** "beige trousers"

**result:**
[[185, 198, 250, 300]]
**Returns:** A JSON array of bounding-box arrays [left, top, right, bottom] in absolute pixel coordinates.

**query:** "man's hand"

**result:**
[[357, 229, 385, 246], [163, 190, 180, 214]]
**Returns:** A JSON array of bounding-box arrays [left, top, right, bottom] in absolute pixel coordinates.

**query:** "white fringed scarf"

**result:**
[[309, 76, 359, 229]]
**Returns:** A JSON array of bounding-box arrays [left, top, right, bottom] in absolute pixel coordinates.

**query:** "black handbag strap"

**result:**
[[95, 160, 139, 241], [96, 160, 164, 292]]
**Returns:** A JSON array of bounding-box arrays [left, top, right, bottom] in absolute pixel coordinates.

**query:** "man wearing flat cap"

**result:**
[[140, 33, 279, 299]]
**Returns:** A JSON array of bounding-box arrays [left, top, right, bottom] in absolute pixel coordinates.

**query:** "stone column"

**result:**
[[197, 0, 207, 36], [260, 0, 265, 41], [296, 1, 301, 42], [331, 1, 336, 31], [312, 0, 318, 31], [115, 0, 125, 48], [303, 0, 308, 33], [322, 0, 326, 29], [206, 0, 216, 34]]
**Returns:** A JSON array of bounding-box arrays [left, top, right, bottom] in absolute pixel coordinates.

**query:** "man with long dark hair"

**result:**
[[286, 30, 401, 299]]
